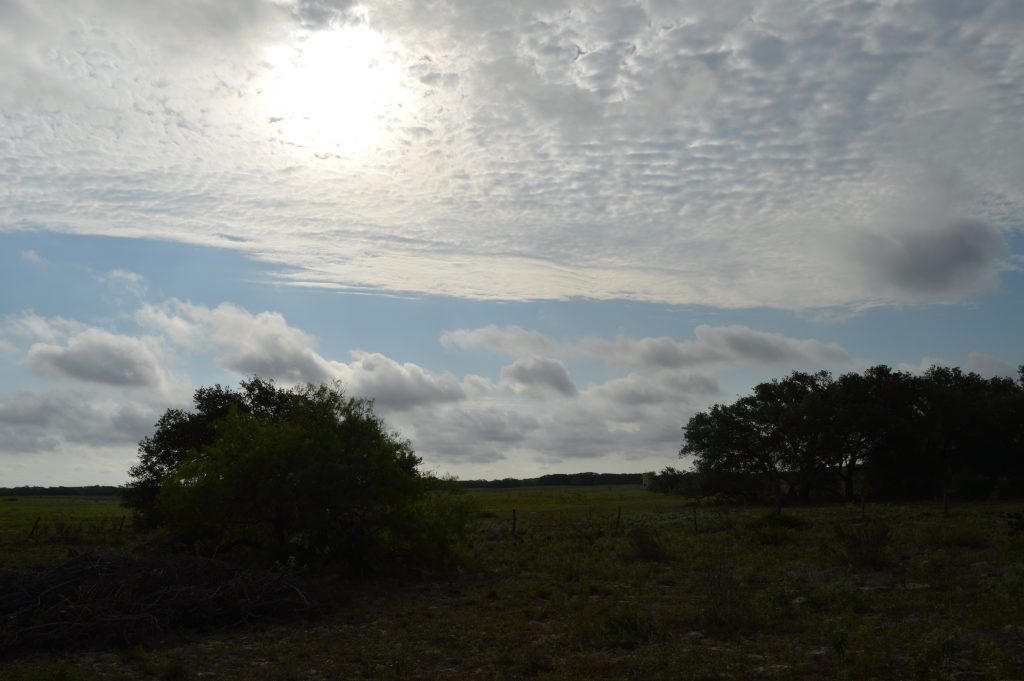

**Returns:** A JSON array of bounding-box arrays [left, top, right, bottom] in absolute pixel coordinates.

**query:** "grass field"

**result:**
[[2, 489, 1023, 680]]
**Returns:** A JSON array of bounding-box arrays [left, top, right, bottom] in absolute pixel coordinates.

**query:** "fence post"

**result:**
[[615, 505, 622, 532], [28, 516, 41, 539]]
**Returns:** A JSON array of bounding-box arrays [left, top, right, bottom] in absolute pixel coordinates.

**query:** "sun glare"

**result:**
[[262, 25, 409, 156]]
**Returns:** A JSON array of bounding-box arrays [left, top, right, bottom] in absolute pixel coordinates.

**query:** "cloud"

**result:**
[[25, 329, 167, 389], [139, 299, 472, 410], [334, 351, 468, 411], [102, 269, 146, 298], [20, 249, 44, 265], [966, 352, 1018, 379], [500, 357, 578, 397], [441, 325, 558, 357], [2, 0, 1021, 308], [1, 313, 85, 343], [141, 300, 336, 384], [856, 220, 1008, 298], [0, 388, 156, 453], [442, 324, 855, 370]]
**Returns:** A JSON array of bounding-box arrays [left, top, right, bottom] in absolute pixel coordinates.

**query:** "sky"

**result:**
[[1, 0, 1022, 486]]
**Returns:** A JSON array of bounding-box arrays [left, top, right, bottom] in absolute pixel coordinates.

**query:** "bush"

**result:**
[[622, 526, 668, 562], [144, 380, 473, 574], [833, 521, 892, 569]]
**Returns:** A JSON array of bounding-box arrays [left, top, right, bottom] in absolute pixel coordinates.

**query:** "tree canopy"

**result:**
[[674, 365, 1024, 504], [124, 378, 472, 573]]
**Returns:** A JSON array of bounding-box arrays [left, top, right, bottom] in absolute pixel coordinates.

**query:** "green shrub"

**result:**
[[153, 381, 474, 574], [806, 582, 867, 614], [833, 521, 891, 569], [0, 665, 98, 681], [622, 526, 669, 562], [1007, 511, 1023, 537], [921, 524, 990, 549], [748, 511, 808, 530], [696, 569, 761, 636], [747, 512, 806, 545]]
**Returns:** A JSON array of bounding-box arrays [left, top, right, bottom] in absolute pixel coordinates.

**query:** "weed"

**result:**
[[833, 520, 892, 568], [696, 569, 761, 636], [622, 526, 668, 562], [911, 629, 960, 680], [0, 665, 99, 681], [599, 608, 663, 649], [921, 524, 989, 549], [1006, 511, 1023, 537], [748, 512, 808, 530], [806, 582, 867, 614], [748, 512, 806, 546]]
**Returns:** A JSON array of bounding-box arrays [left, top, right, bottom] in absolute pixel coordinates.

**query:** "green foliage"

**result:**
[[833, 521, 892, 569], [806, 582, 867, 614], [746, 512, 807, 545], [921, 524, 990, 550], [0, 665, 99, 681], [681, 365, 1024, 504], [142, 380, 472, 573], [622, 526, 668, 562], [1008, 511, 1024, 537]]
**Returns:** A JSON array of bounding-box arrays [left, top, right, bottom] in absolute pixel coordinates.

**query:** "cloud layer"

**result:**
[[2, 294, 1018, 483], [2, 0, 1020, 308]]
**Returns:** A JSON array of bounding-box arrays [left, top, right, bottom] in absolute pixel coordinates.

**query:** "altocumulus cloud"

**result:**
[[2, 0, 1020, 308]]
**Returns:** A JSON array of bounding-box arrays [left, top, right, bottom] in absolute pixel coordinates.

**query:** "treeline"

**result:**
[[460, 472, 642, 489], [651, 365, 1024, 504], [0, 485, 122, 497]]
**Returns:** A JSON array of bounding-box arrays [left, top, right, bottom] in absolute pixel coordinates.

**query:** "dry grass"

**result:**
[[2, 491, 1023, 680]]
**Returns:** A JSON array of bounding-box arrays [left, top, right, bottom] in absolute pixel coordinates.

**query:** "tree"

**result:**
[[682, 371, 834, 506], [122, 378, 291, 526], [823, 366, 919, 501], [680, 365, 1024, 505], [127, 379, 473, 572]]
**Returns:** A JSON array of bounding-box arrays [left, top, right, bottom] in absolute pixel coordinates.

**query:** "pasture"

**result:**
[[2, 488, 1023, 680]]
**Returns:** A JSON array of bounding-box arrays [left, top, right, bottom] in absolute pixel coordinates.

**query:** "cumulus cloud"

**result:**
[[140, 300, 336, 384], [966, 352, 1018, 379], [0, 389, 157, 453], [25, 329, 167, 389], [500, 357, 578, 397], [1, 313, 85, 343], [334, 351, 468, 411], [138, 299, 473, 410]]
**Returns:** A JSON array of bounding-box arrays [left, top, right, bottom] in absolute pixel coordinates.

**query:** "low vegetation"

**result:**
[[2, 370, 1022, 678], [2, 489, 1023, 680]]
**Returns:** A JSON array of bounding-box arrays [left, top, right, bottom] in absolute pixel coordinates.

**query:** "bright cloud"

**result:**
[[1, 0, 1020, 308]]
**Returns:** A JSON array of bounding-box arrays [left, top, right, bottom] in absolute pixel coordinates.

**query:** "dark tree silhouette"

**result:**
[[678, 365, 1024, 504]]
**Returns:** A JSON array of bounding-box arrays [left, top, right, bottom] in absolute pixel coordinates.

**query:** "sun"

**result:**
[[261, 25, 409, 156]]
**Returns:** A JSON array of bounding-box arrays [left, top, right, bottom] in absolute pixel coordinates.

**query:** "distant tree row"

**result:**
[[460, 472, 642, 489], [0, 485, 122, 497], [652, 365, 1024, 504]]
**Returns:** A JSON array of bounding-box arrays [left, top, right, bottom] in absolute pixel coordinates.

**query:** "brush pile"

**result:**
[[0, 553, 332, 656]]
